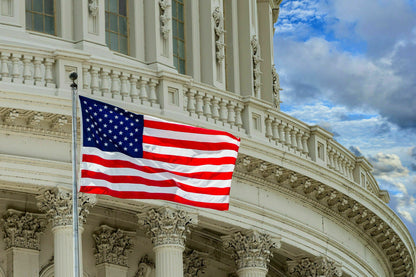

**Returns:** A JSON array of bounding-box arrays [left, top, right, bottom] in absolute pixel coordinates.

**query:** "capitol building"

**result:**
[[0, 0, 415, 276]]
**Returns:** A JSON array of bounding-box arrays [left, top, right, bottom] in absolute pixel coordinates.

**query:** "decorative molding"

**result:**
[[287, 256, 342, 277], [222, 230, 280, 270], [135, 255, 154, 277], [0, 107, 71, 139], [234, 153, 413, 277], [88, 0, 99, 17], [272, 66, 282, 109], [212, 7, 226, 64], [183, 249, 207, 277], [251, 35, 262, 98], [93, 225, 134, 266], [139, 207, 193, 247], [159, 0, 171, 40], [36, 188, 96, 228], [1, 209, 46, 250]]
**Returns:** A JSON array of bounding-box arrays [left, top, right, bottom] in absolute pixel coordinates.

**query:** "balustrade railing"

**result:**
[[0, 45, 384, 200]]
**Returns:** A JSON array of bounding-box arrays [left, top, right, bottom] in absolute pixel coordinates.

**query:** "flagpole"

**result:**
[[70, 72, 81, 277]]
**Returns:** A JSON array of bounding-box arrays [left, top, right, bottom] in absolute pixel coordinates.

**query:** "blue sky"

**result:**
[[274, 0, 416, 245]]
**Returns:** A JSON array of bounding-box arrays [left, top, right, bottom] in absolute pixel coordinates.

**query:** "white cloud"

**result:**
[[369, 153, 409, 178]]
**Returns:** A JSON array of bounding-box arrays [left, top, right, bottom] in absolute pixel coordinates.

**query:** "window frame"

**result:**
[[105, 0, 130, 55], [172, 0, 186, 74], [25, 0, 56, 36]]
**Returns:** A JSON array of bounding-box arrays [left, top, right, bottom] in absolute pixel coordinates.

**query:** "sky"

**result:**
[[273, 0, 416, 247]]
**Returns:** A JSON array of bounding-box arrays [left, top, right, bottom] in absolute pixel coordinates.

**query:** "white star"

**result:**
[[124, 137, 128, 141], [114, 107, 118, 111], [114, 125, 118, 129], [109, 130, 112, 134], [86, 118, 90, 122], [104, 105, 108, 109], [104, 114, 108, 118], [130, 123, 134, 126], [129, 143, 133, 146], [119, 131, 123, 135], [104, 142, 108, 146], [103, 124, 107, 128], [99, 108, 103, 112], [118, 141, 123, 145], [87, 137, 92, 141], [113, 135, 118, 139], [83, 101, 87, 104], [125, 127, 128, 130], [87, 127, 90, 131], [120, 121, 123, 125], [123, 147, 127, 151], [98, 118, 102, 122], [130, 133, 133, 136], [109, 119, 113, 123], [94, 112, 97, 116], [115, 115, 119, 119], [134, 148, 138, 152]]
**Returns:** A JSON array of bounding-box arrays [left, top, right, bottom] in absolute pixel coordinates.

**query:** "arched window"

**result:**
[[25, 0, 56, 35], [172, 0, 185, 74], [105, 0, 129, 55]]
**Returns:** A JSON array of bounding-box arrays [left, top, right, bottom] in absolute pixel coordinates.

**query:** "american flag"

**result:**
[[79, 95, 240, 210]]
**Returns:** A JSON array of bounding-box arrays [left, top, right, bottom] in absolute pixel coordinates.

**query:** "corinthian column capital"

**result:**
[[1, 209, 46, 250], [36, 187, 96, 228], [222, 230, 280, 270], [93, 225, 134, 266], [139, 207, 194, 247], [287, 256, 342, 277], [183, 249, 207, 277]]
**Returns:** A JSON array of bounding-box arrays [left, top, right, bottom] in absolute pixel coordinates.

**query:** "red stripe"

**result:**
[[81, 170, 231, 195], [143, 135, 239, 152], [83, 154, 233, 180], [143, 151, 237, 166], [144, 118, 240, 142], [80, 186, 229, 210]]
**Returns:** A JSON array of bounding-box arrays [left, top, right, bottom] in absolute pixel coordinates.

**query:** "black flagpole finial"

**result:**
[[69, 72, 78, 89]]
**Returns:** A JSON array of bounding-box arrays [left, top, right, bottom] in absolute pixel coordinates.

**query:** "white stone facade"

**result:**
[[0, 1, 415, 277]]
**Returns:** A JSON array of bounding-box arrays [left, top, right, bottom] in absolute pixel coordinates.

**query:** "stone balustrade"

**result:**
[[0, 45, 387, 202]]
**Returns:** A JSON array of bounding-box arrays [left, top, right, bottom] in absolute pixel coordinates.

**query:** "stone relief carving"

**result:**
[[272, 66, 282, 109], [135, 255, 154, 277], [93, 225, 134, 266], [222, 230, 280, 269], [88, 0, 99, 17], [159, 0, 171, 40], [287, 256, 342, 277], [251, 35, 262, 97], [36, 188, 96, 228], [1, 209, 46, 250], [139, 207, 193, 247], [212, 7, 226, 64], [183, 249, 207, 277]]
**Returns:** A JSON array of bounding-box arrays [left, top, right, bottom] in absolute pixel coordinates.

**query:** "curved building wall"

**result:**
[[0, 1, 415, 277]]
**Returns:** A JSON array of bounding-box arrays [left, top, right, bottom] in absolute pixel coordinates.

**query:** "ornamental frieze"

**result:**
[[287, 256, 342, 277]]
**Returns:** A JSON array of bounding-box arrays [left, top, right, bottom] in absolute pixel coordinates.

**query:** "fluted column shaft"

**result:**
[[237, 267, 268, 277], [154, 244, 185, 277], [139, 207, 195, 277], [37, 188, 96, 277]]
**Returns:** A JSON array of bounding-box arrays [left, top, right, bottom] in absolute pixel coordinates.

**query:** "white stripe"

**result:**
[[80, 178, 230, 203], [82, 147, 236, 172], [81, 162, 232, 189], [143, 143, 238, 158], [143, 127, 240, 145]]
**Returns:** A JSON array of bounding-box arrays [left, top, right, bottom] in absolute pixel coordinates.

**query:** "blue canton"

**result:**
[[79, 96, 144, 158]]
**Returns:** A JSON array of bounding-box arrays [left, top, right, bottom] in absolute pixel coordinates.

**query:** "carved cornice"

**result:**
[[139, 207, 193, 247], [135, 255, 154, 277], [1, 209, 46, 250], [184, 249, 207, 277], [36, 188, 96, 228], [93, 225, 134, 266], [222, 230, 280, 270], [235, 154, 414, 277], [287, 256, 342, 277]]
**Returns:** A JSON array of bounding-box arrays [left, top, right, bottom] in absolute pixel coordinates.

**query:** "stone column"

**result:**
[[287, 256, 342, 277], [222, 230, 280, 277], [1, 209, 46, 277], [139, 207, 195, 277], [93, 225, 134, 277], [36, 188, 96, 277]]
